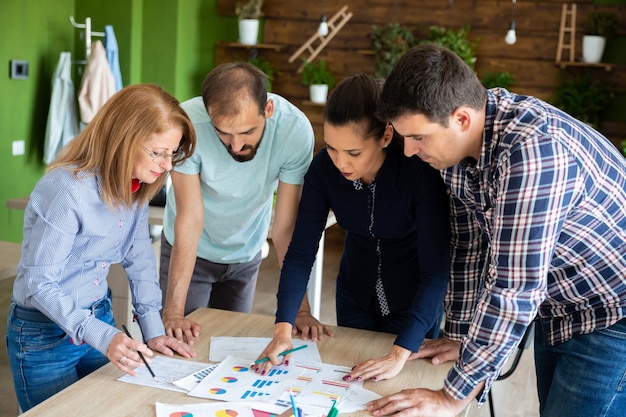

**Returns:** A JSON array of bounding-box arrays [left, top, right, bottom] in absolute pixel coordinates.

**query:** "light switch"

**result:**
[[10, 60, 29, 80]]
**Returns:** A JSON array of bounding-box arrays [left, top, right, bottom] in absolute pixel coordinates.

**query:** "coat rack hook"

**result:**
[[69, 16, 85, 28]]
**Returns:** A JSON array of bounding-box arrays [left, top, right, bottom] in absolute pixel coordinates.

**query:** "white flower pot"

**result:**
[[309, 84, 329, 104], [582, 35, 606, 64], [238, 19, 259, 45]]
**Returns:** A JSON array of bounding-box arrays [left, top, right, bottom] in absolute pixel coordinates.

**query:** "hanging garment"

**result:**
[[104, 25, 123, 91], [77, 40, 115, 126], [43, 52, 79, 164]]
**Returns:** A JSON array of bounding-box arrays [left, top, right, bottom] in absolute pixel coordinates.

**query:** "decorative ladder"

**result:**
[[288, 5, 353, 72], [555, 3, 577, 63]]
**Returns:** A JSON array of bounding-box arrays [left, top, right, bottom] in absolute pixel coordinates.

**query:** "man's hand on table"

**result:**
[[163, 314, 201, 345]]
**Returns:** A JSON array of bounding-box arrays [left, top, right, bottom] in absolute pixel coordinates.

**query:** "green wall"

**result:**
[[0, 0, 232, 242], [0, 0, 75, 242], [74, 0, 137, 85]]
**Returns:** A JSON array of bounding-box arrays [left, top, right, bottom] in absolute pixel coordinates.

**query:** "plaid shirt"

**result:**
[[441, 89, 626, 403]]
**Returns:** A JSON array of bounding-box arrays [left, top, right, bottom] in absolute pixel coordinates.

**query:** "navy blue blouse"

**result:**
[[276, 147, 451, 351]]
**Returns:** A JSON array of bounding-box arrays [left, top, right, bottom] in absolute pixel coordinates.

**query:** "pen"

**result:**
[[250, 344, 308, 366], [288, 388, 298, 417], [121, 324, 158, 382], [327, 398, 339, 417]]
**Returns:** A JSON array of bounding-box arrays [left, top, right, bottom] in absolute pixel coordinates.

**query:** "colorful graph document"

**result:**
[[155, 401, 254, 417], [264, 360, 377, 413], [209, 337, 322, 363], [173, 363, 219, 392], [187, 355, 301, 401], [117, 356, 212, 392]]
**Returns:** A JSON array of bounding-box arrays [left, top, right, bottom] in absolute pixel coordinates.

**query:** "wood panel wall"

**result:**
[[216, 0, 626, 149]]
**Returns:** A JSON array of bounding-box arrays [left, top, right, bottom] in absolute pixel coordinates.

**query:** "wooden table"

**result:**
[[20, 308, 454, 417], [0, 241, 21, 281]]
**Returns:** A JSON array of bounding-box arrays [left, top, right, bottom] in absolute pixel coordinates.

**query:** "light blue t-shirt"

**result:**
[[164, 94, 314, 263]]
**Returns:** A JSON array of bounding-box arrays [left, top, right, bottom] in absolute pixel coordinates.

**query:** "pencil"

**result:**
[[250, 344, 308, 366], [121, 324, 158, 382]]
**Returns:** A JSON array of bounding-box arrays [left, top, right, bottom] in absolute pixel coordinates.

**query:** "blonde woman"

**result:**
[[6, 84, 197, 412]]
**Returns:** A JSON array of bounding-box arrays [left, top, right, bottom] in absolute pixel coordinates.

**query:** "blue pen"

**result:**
[[289, 388, 298, 417]]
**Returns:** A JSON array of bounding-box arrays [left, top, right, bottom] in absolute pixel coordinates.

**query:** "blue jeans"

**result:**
[[5, 297, 114, 412], [534, 318, 626, 417], [335, 280, 442, 339]]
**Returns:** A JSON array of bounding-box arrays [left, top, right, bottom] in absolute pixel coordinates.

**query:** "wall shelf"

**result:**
[[302, 100, 326, 107], [217, 41, 283, 51], [555, 61, 613, 72]]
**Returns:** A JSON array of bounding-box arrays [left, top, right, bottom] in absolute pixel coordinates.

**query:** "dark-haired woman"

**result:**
[[257, 73, 450, 382]]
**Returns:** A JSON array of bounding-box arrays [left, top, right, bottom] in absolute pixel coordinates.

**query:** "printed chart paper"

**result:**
[[117, 355, 212, 392], [209, 337, 322, 363], [155, 401, 255, 417], [187, 355, 301, 401], [173, 363, 219, 392], [270, 361, 365, 412], [336, 385, 382, 413], [247, 360, 380, 415]]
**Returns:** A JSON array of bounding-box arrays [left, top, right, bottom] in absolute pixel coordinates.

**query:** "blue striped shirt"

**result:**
[[441, 89, 626, 402], [12, 167, 165, 355]]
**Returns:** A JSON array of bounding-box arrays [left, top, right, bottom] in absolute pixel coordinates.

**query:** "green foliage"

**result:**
[[420, 25, 478, 70], [371, 23, 415, 78], [236, 0, 264, 19], [301, 59, 334, 88], [370, 23, 479, 78], [248, 56, 280, 92], [552, 75, 614, 127], [621, 139, 626, 158], [481, 71, 516, 89], [585, 11, 619, 37]]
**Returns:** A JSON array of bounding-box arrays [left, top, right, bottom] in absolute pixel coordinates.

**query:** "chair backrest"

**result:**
[[497, 321, 535, 381]]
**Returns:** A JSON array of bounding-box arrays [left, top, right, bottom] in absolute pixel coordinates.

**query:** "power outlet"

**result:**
[[12, 140, 25, 156]]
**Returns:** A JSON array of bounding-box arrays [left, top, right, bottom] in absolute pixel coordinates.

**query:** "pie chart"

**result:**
[[169, 412, 193, 417], [215, 409, 238, 417], [221, 376, 238, 383], [232, 366, 248, 372], [209, 388, 227, 394]]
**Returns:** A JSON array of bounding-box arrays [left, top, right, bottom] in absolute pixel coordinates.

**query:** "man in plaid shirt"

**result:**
[[367, 44, 626, 417]]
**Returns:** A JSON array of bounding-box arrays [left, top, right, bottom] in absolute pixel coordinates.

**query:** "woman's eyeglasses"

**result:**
[[142, 146, 182, 163]]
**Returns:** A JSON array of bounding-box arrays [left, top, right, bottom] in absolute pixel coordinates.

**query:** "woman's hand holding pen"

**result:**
[[254, 322, 294, 375], [106, 331, 156, 377], [344, 345, 412, 382]]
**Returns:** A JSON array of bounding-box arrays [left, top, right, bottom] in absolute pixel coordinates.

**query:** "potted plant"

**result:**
[[301, 59, 334, 104], [552, 75, 614, 128], [481, 71, 516, 90], [236, 0, 264, 45], [248, 56, 280, 92], [582, 11, 618, 63], [371, 23, 415, 78], [419, 25, 478, 70]]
